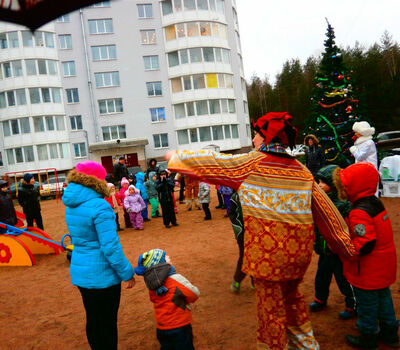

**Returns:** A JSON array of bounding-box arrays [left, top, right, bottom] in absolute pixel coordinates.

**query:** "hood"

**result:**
[[148, 158, 157, 167], [143, 263, 171, 290], [148, 171, 156, 182], [338, 162, 378, 203], [136, 171, 145, 184], [304, 134, 319, 145], [62, 169, 109, 208], [316, 165, 338, 192]]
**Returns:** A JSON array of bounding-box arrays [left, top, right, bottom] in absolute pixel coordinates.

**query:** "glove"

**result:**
[[349, 146, 357, 154], [127, 208, 132, 213]]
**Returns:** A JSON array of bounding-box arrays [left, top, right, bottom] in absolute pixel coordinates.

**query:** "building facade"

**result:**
[[0, 0, 250, 177]]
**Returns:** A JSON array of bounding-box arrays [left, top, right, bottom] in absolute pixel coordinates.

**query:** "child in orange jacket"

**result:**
[[134, 249, 200, 349]]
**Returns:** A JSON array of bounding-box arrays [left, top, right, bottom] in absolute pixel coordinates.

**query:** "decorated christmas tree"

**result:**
[[305, 20, 366, 167]]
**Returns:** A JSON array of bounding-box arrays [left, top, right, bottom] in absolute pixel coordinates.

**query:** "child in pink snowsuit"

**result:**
[[124, 185, 146, 230]]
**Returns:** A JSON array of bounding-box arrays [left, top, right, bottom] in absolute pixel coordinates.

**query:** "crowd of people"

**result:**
[[0, 115, 398, 350]]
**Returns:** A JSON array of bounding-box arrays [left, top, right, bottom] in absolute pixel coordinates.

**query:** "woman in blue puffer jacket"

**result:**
[[62, 161, 135, 350]]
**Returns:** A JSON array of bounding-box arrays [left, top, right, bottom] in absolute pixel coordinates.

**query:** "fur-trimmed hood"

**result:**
[[66, 169, 109, 197], [304, 134, 319, 146]]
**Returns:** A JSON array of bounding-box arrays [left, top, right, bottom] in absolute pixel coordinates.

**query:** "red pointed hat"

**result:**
[[252, 112, 297, 149]]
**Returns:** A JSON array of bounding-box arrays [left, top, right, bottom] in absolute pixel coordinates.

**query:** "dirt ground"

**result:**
[[1, 190, 400, 350]]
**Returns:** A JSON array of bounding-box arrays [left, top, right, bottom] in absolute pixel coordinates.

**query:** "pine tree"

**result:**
[[305, 20, 366, 167]]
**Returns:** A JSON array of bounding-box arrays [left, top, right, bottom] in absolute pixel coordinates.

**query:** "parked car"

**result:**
[[377, 131, 400, 141], [40, 175, 67, 198]]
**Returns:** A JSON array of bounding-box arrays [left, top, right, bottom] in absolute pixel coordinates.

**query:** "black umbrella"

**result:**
[[0, 0, 106, 31]]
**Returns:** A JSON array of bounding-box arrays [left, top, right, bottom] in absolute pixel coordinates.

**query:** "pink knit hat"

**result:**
[[75, 161, 107, 180], [121, 177, 129, 186]]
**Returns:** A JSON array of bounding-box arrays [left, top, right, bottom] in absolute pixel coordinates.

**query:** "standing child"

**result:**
[[18, 173, 44, 229], [136, 172, 150, 222], [119, 177, 132, 228], [0, 180, 18, 233], [198, 181, 211, 220], [335, 162, 399, 349], [308, 165, 356, 319], [134, 249, 200, 350], [145, 171, 161, 218], [218, 185, 233, 217], [124, 185, 146, 230], [156, 170, 178, 228], [185, 176, 201, 211], [105, 183, 123, 231]]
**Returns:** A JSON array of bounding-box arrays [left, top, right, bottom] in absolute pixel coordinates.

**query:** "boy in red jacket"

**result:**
[[134, 249, 200, 349], [335, 162, 398, 349]]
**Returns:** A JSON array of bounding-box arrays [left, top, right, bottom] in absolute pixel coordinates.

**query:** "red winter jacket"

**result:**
[[340, 162, 397, 289], [104, 193, 121, 209]]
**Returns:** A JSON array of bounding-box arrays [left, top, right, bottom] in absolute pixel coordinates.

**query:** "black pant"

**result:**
[[201, 203, 211, 219], [25, 210, 44, 230], [115, 212, 120, 230], [78, 283, 121, 350], [216, 191, 224, 207], [234, 235, 253, 286], [157, 324, 194, 350], [160, 201, 176, 226], [179, 177, 185, 202], [314, 253, 355, 309]]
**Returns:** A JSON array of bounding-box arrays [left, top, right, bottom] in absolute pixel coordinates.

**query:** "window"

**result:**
[[184, 0, 196, 10], [171, 78, 182, 93], [200, 22, 211, 36], [20, 118, 30, 134], [5, 147, 34, 163], [2, 118, 30, 136], [8, 32, 19, 48], [24, 146, 34, 162], [7, 91, 15, 106], [46, 116, 55, 131], [187, 102, 195, 116], [73, 143, 87, 158], [174, 104, 185, 119], [180, 49, 189, 64], [143, 55, 159, 70], [91, 1, 111, 7], [244, 101, 248, 114], [177, 129, 189, 145], [52, 88, 62, 103], [56, 14, 70, 22], [150, 107, 166, 122], [189, 128, 198, 142], [3, 62, 11, 77], [55, 116, 65, 130], [189, 48, 202, 63], [168, 52, 179, 67], [62, 61, 76, 76], [49, 144, 58, 159], [94, 71, 120, 87], [199, 126, 211, 142], [0, 92, 6, 108], [88, 19, 113, 34], [140, 30, 156, 44], [11, 61, 23, 76], [209, 99, 220, 114], [29, 88, 41, 104], [38, 59, 47, 74], [34, 117, 45, 132], [59, 34, 72, 49], [187, 22, 199, 37], [70, 115, 83, 130], [16, 89, 27, 105], [146, 82, 162, 96], [98, 98, 123, 114], [41, 88, 51, 103], [197, 0, 208, 10], [59, 143, 70, 158], [48, 60, 57, 75], [137, 4, 152, 18], [228, 99, 235, 113], [6, 149, 14, 165], [206, 73, 218, 88], [37, 144, 49, 160], [203, 47, 214, 62], [224, 124, 231, 138], [34, 31, 45, 47], [26, 60, 37, 75], [22, 31, 33, 47], [91, 45, 116, 61], [231, 124, 239, 138], [102, 125, 126, 141], [212, 125, 223, 140], [66, 88, 79, 103], [195, 100, 208, 115], [45, 32, 55, 48], [153, 133, 169, 148], [11, 119, 19, 135], [193, 74, 205, 89]]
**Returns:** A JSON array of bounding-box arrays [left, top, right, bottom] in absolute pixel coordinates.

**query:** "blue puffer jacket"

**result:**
[[62, 170, 134, 289], [135, 172, 148, 200]]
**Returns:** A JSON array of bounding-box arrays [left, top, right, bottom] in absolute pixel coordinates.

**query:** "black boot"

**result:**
[[346, 333, 378, 349], [378, 324, 400, 348]]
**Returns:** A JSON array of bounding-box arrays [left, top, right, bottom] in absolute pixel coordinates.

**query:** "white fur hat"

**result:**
[[352, 121, 375, 137]]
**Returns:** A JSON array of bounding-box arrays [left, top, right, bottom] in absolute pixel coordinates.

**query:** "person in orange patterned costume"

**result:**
[[184, 176, 201, 211], [166, 112, 356, 350]]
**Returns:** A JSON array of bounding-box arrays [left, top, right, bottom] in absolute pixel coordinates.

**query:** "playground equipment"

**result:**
[[5, 168, 63, 201], [0, 222, 71, 266]]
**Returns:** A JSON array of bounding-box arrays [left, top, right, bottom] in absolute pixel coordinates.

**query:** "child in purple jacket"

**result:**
[[124, 185, 146, 230]]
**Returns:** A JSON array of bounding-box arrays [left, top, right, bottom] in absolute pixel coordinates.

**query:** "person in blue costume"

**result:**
[[62, 161, 135, 350], [135, 171, 150, 222]]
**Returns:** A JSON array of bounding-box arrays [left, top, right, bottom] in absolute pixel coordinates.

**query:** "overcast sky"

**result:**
[[236, 0, 400, 83]]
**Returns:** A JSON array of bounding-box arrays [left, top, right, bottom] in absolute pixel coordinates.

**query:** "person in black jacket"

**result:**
[[145, 158, 159, 180], [155, 170, 177, 229], [113, 157, 129, 185], [304, 134, 325, 177], [0, 180, 18, 233], [17, 173, 44, 229]]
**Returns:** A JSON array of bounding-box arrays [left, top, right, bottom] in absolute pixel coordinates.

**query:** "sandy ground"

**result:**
[[1, 190, 400, 350]]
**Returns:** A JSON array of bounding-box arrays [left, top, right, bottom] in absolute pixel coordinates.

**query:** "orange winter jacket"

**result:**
[[145, 264, 200, 330]]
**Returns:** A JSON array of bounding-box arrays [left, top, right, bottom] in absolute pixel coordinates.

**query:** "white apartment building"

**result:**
[[0, 0, 250, 177]]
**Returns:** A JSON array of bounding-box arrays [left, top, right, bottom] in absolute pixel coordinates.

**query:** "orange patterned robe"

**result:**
[[168, 150, 355, 349]]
